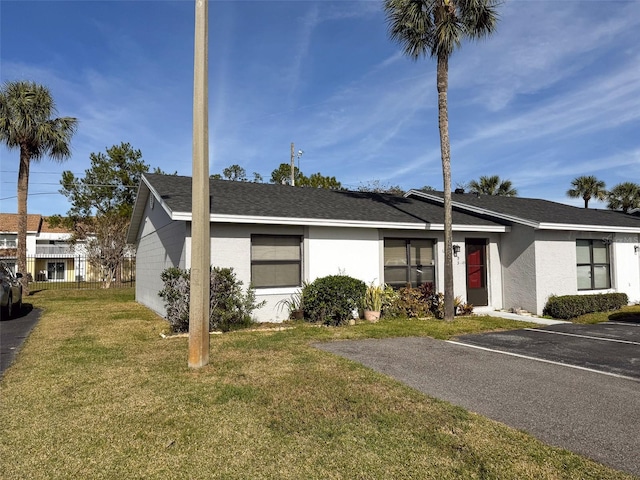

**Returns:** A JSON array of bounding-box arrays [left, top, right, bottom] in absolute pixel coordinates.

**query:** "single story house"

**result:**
[[127, 173, 640, 322]]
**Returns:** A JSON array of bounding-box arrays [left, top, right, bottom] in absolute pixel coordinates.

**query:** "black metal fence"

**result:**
[[3, 254, 135, 290]]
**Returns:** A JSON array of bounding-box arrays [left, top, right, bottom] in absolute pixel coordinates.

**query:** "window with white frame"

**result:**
[[384, 238, 435, 288], [0, 234, 17, 249], [251, 235, 302, 288], [576, 239, 610, 290]]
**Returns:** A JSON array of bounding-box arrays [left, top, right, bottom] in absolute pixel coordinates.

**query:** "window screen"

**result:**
[[251, 235, 302, 288]]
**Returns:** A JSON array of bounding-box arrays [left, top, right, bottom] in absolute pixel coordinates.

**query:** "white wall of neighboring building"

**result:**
[[25, 234, 37, 258]]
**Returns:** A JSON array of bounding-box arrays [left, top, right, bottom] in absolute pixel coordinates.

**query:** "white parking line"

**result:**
[[523, 328, 640, 346], [446, 340, 639, 382]]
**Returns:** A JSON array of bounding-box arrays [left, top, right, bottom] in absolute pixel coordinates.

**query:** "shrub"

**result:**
[[302, 275, 366, 326], [454, 296, 474, 316], [389, 286, 430, 318], [382, 283, 446, 319], [380, 284, 400, 318], [158, 266, 265, 332], [420, 282, 445, 319], [158, 267, 190, 330], [543, 293, 628, 320]]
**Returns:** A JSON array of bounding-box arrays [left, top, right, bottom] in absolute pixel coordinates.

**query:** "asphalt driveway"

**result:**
[[0, 304, 40, 377], [315, 322, 640, 476]]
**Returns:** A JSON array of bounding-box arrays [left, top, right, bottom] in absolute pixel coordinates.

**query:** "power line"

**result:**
[[0, 192, 63, 201], [1, 181, 138, 188], [0, 170, 86, 175]]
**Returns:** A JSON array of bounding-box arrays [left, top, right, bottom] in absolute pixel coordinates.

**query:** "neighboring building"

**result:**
[[0, 213, 88, 281], [126, 174, 640, 323]]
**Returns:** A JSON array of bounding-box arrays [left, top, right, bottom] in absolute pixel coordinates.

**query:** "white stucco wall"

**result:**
[[610, 233, 640, 304], [307, 226, 381, 284], [133, 200, 187, 317], [26, 235, 37, 258], [533, 230, 583, 313], [204, 223, 305, 323], [504, 229, 640, 315], [501, 224, 537, 313], [200, 224, 384, 323]]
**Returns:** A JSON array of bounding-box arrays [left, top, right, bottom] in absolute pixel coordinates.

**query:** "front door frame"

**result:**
[[465, 238, 488, 306]]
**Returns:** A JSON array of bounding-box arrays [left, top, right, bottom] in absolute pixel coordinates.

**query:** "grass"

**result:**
[[569, 304, 640, 324], [1, 289, 634, 479]]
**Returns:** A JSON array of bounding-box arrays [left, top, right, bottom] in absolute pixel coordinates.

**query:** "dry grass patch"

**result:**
[[0, 289, 634, 479]]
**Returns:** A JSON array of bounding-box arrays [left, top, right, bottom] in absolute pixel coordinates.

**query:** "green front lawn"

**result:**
[[570, 304, 640, 324], [0, 289, 633, 479]]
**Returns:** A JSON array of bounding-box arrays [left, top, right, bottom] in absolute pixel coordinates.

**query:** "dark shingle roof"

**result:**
[[413, 191, 640, 228], [143, 173, 502, 227]]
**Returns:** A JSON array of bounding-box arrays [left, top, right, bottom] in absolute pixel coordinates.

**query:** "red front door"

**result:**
[[466, 239, 488, 306]]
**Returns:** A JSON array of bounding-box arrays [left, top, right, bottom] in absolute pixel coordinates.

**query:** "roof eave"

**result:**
[[537, 223, 640, 233], [170, 212, 508, 232], [406, 190, 538, 228]]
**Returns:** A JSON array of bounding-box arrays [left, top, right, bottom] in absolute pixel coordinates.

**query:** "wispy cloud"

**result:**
[[451, 1, 640, 110]]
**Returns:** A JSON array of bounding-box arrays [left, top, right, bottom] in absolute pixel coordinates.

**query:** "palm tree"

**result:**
[[566, 175, 607, 208], [468, 175, 517, 196], [384, 0, 500, 320], [0, 81, 78, 294], [607, 182, 640, 213]]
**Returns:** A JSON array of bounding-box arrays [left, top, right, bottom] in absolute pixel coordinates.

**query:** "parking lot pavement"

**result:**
[[315, 331, 640, 476], [0, 306, 41, 377], [453, 322, 640, 380]]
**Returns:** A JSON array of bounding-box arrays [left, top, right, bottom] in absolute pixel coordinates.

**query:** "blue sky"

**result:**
[[1, 0, 639, 217]]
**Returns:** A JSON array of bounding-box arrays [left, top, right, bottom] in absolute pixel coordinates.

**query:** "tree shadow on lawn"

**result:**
[[608, 311, 640, 323]]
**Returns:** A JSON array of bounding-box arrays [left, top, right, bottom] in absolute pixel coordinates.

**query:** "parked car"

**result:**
[[0, 262, 23, 320]]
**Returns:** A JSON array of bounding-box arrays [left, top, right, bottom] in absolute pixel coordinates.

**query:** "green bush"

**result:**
[[158, 266, 265, 332], [302, 275, 366, 326], [543, 293, 628, 319], [380, 284, 400, 318], [158, 267, 190, 330]]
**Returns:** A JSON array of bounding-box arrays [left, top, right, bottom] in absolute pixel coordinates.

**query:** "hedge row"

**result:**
[[542, 293, 628, 319]]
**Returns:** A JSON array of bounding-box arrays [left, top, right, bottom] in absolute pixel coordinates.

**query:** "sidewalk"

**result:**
[[480, 309, 569, 326]]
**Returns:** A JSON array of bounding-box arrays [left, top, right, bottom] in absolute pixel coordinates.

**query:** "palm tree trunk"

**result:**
[[437, 53, 455, 321], [17, 145, 30, 296]]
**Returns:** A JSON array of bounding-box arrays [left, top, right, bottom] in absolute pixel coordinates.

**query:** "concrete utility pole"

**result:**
[[189, 0, 210, 368], [290, 142, 295, 186]]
